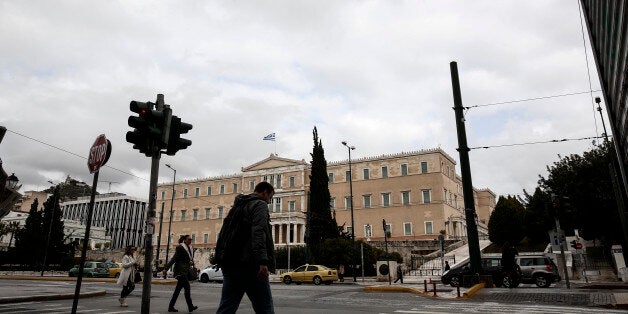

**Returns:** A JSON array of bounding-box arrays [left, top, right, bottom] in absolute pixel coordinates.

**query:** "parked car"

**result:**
[[199, 265, 223, 283], [516, 255, 561, 287], [441, 257, 521, 288], [106, 262, 123, 278], [68, 262, 109, 278], [281, 264, 338, 285]]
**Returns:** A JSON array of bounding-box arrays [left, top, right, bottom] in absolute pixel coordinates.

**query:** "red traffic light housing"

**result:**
[[165, 115, 193, 156]]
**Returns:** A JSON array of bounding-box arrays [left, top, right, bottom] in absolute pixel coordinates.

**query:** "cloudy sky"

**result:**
[[0, 0, 606, 200]]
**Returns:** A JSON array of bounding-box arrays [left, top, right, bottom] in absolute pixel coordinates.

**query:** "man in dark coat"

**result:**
[[216, 181, 275, 314], [164, 235, 198, 312]]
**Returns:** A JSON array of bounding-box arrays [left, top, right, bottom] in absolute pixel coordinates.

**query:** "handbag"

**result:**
[[187, 267, 198, 281], [134, 271, 142, 283]]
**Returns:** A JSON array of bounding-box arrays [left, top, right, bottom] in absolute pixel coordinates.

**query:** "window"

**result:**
[[249, 180, 255, 191], [263, 175, 268, 182], [195, 187, 200, 197], [191, 234, 196, 244], [382, 166, 388, 178], [441, 161, 445, 173], [172, 190, 176, 198], [193, 209, 198, 221], [289, 200, 296, 212], [233, 183, 238, 193], [276, 174, 282, 188], [204, 234, 209, 244], [183, 188, 188, 199], [402, 191, 410, 205], [404, 222, 412, 236], [364, 224, 373, 237], [363, 168, 370, 180], [289, 176, 295, 187], [161, 191, 166, 200], [422, 189, 431, 203], [205, 208, 211, 220], [363, 195, 371, 208], [220, 185, 225, 195], [425, 221, 433, 234], [218, 206, 224, 218], [207, 186, 212, 195], [345, 170, 351, 181], [384, 223, 392, 235], [345, 197, 352, 209], [444, 188, 448, 204], [181, 210, 187, 222], [421, 161, 428, 174], [330, 198, 335, 209], [382, 193, 391, 207], [270, 174, 275, 186], [273, 197, 281, 213], [328, 173, 334, 183], [347, 226, 353, 236], [401, 164, 408, 176]]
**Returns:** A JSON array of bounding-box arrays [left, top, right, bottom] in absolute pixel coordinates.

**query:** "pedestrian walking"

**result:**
[[164, 235, 198, 312], [444, 261, 450, 271], [338, 264, 345, 282], [501, 241, 519, 288], [116, 245, 138, 307], [215, 181, 276, 314], [394, 264, 403, 283]]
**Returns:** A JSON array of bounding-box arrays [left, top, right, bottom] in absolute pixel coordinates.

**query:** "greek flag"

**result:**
[[263, 133, 276, 141]]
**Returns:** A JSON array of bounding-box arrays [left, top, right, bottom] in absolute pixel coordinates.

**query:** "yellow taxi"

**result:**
[[106, 262, 123, 278], [281, 264, 338, 285]]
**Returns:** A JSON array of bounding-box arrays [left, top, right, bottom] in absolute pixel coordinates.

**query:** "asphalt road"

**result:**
[[0, 280, 626, 313]]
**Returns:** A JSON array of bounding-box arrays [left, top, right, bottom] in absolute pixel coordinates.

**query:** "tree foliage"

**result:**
[[538, 142, 622, 242], [520, 188, 555, 244], [488, 196, 525, 245], [306, 127, 339, 263], [15, 198, 44, 267]]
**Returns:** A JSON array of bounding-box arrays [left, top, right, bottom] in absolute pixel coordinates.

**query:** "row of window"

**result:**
[[163, 198, 300, 222], [161, 175, 299, 200], [329, 161, 444, 183], [347, 221, 435, 237], [334, 189, 434, 209]]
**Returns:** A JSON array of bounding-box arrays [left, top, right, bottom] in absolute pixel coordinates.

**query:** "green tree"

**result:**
[[41, 187, 66, 265], [521, 188, 555, 244], [306, 127, 339, 263], [488, 196, 525, 245], [15, 198, 44, 267], [538, 142, 622, 243]]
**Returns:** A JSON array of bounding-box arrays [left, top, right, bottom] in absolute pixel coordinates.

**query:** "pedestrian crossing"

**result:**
[[394, 301, 627, 313], [0, 301, 135, 314]]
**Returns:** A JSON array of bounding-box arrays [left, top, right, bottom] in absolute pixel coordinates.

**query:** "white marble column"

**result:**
[[278, 223, 283, 244], [271, 224, 276, 244]]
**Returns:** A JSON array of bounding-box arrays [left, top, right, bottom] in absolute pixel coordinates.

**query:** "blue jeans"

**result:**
[[217, 267, 274, 314], [169, 275, 194, 310]]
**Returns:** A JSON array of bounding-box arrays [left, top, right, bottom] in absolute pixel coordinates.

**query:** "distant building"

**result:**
[[61, 193, 147, 249], [155, 148, 496, 252]]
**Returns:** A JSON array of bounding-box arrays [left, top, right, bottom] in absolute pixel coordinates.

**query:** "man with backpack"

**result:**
[[215, 181, 275, 314]]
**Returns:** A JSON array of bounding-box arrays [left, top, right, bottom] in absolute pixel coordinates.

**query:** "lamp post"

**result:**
[[341, 140, 357, 282], [6, 173, 19, 190], [164, 164, 176, 279]]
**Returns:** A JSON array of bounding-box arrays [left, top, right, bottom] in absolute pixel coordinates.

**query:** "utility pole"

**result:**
[[551, 195, 570, 289], [450, 61, 482, 274]]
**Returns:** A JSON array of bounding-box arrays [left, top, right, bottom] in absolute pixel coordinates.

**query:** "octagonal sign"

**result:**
[[88, 134, 112, 174]]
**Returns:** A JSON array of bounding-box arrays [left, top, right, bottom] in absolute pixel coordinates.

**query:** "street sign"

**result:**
[[88, 134, 111, 173]]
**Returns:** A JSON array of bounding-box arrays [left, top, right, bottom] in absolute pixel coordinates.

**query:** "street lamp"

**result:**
[[341, 140, 357, 282], [6, 173, 19, 190], [164, 164, 176, 279]]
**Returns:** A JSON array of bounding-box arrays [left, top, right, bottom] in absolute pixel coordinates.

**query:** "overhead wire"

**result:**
[[577, 0, 600, 138], [469, 135, 605, 150]]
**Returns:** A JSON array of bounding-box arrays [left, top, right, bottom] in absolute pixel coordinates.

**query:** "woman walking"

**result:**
[[117, 245, 138, 307], [164, 235, 198, 312]]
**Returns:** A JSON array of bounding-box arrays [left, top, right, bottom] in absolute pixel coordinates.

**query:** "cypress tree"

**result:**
[[15, 198, 44, 267], [41, 187, 65, 265], [306, 127, 338, 263]]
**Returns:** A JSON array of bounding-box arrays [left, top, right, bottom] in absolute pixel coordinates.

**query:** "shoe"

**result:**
[[168, 308, 179, 312], [119, 298, 128, 307], [189, 305, 198, 312], [118, 297, 123, 305]]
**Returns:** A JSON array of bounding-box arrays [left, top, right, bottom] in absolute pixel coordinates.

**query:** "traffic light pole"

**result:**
[[554, 215, 570, 289]]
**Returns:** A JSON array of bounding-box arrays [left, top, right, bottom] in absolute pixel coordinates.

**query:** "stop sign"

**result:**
[[575, 243, 583, 250], [88, 134, 112, 173]]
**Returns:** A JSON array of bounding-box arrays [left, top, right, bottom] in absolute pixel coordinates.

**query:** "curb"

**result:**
[[461, 283, 485, 299], [0, 276, 179, 285], [363, 285, 450, 299], [0, 290, 106, 304]]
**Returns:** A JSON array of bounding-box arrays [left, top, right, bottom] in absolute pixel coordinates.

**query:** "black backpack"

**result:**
[[215, 200, 252, 266]]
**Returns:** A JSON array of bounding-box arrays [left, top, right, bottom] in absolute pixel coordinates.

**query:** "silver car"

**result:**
[[516, 255, 561, 287], [199, 265, 223, 283]]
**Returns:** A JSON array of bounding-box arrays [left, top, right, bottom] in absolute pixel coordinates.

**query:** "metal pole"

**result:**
[[140, 146, 160, 313], [450, 61, 482, 274], [155, 201, 165, 275], [361, 242, 365, 282], [287, 210, 291, 270], [383, 219, 391, 285], [71, 171, 99, 314], [164, 164, 176, 278], [554, 216, 571, 289], [342, 141, 357, 282], [41, 186, 58, 276]]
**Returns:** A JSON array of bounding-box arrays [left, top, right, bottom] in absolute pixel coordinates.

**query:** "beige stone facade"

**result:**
[[155, 148, 495, 254]]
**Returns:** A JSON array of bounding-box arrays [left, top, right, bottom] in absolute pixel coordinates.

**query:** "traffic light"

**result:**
[[126, 101, 172, 156], [165, 115, 192, 156]]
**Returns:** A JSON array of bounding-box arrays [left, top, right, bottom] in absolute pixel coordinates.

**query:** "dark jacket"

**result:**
[[165, 244, 193, 277], [215, 193, 275, 272]]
